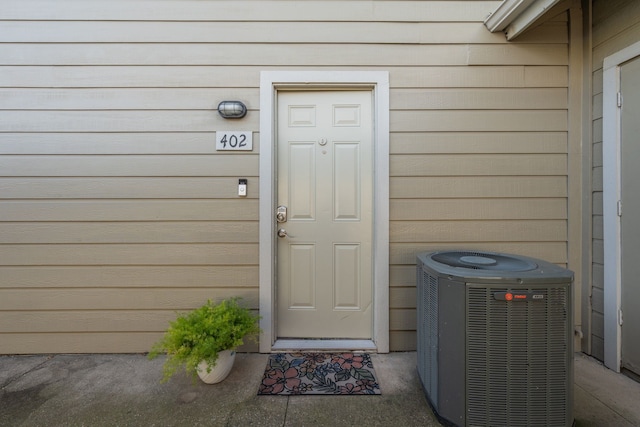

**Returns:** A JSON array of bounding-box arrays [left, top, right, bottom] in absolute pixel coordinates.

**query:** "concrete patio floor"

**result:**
[[1, 352, 639, 426]]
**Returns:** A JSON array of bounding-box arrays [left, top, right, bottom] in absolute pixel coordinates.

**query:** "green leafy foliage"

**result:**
[[148, 298, 260, 382]]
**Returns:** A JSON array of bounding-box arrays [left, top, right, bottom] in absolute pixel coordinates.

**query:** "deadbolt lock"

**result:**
[[276, 206, 287, 223]]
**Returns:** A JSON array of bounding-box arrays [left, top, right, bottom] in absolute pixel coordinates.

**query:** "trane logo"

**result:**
[[494, 291, 544, 301]]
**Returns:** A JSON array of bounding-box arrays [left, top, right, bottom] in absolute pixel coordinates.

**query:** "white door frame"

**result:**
[[258, 71, 389, 353], [602, 41, 640, 372]]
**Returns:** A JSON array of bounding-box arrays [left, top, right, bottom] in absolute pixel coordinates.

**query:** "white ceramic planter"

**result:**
[[196, 350, 236, 384]]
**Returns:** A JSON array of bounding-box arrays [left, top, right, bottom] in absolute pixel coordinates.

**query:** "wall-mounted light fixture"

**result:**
[[217, 101, 247, 119]]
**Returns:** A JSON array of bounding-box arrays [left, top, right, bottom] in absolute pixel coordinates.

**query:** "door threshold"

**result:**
[[271, 339, 377, 353]]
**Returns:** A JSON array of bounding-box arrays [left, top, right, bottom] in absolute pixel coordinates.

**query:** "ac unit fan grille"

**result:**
[[431, 251, 537, 271], [466, 285, 570, 427], [417, 268, 439, 406]]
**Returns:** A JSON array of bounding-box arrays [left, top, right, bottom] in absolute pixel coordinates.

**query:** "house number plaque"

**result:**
[[216, 131, 253, 151]]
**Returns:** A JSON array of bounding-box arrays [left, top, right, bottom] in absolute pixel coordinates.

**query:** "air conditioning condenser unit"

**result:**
[[416, 250, 574, 427]]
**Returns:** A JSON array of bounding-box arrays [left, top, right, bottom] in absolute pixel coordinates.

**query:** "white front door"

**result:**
[[276, 90, 373, 339]]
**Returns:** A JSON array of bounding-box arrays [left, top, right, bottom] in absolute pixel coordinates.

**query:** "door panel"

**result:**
[[621, 55, 640, 376], [334, 244, 361, 309], [334, 143, 361, 220], [289, 244, 315, 308], [289, 142, 316, 220], [276, 90, 373, 339]]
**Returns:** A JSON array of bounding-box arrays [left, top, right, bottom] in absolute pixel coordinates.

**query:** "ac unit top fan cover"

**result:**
[[418, 250, 574, 284]]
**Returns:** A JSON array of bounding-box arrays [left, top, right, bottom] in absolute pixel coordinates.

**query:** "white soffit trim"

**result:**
[[485, 0, 561, 40]]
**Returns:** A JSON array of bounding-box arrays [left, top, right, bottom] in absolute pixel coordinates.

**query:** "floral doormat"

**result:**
[[258, 353, 381, 395]]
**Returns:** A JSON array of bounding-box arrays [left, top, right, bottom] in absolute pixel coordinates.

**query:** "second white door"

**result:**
[[620, 55, 640, 377], [276, 90, 373, 339]]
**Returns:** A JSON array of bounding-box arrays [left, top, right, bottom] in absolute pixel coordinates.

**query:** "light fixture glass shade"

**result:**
[[217, 101, 247, 119]]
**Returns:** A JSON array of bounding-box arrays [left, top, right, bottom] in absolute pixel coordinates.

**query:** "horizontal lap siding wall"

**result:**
[[589, 0, 640, 361], [0, 0, 569, 353]]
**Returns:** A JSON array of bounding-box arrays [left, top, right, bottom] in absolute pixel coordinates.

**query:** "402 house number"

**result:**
[[216, 131, 253, 151]]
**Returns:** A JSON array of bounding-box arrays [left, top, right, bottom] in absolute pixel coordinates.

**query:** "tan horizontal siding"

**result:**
[[0, 311, 178, 333], [0, 201, 258, 221], [0, 309, 258, 334], [593, 0, 640, 49], [2, 131, 568, 155], [390, 199, 567, 220], [1, 1, 501, 22], [0, 266, 258, 288], [1, 131, 567, 155], [0, 0, 570, 353], [0, 332, 258, 354], [0, 244, 259, 266], [594, 29, 640, 66], [391, 88, 568, 110], [2, 176, 567, 199], [0, 333, 164, 354], [0, 88, 259, 110], [391, 110, 567, 132], [0, 289, 258, 311], [0, 178, 259, 199], [524, 66, 568, 87], [0, 133, 257, 155], [390, 331, 417, 352], [1, 21, 513, 44], [0, 44, 474, 66], [1, 87, 568, 110], [391, 220, 567, 243], [0, 44, 568, 67], [591, 0, 640, 67], [0, 310, 182, 334], [593, 1, 640, 47], [0, 111, 260, 132], [592, 92, 604, 119], [390, 154, 567, 176], [390, 265, 418, 287], [390, 287, 418, 310], [0, 155, 259, 176], [0, 65, 568, 88], [390, 176, 567, 198], [468, 44, 568, 65], [1, 21, 566, 45], [390, 309, 417, 331], [0, 222, 258, 244], [390, 132, 567, 154]]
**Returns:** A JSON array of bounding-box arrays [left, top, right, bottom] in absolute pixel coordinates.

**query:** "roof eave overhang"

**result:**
[[484, 0, 562, 40]]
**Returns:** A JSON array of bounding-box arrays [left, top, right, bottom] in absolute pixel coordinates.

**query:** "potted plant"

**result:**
[[148, 297, 260, 384]]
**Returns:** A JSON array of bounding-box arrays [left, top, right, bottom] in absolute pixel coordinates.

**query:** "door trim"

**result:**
[[258, 71, 389, 353], [603, 41, 640, 372]]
